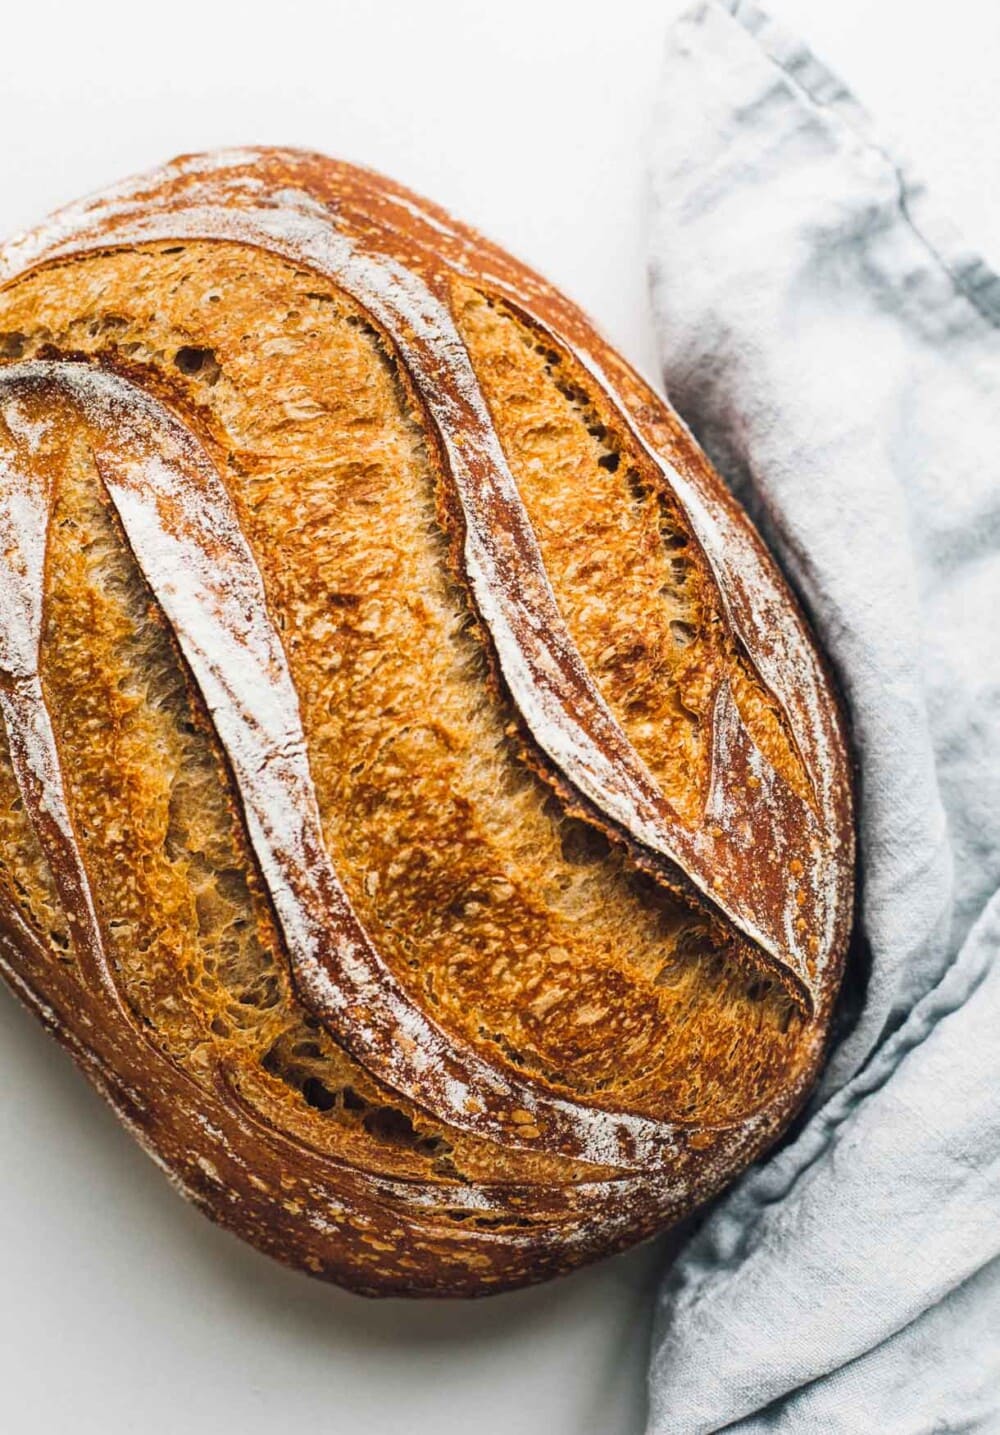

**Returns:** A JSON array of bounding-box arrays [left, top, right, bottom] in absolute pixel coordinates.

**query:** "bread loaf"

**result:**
[[0, 149, 853, 1296]]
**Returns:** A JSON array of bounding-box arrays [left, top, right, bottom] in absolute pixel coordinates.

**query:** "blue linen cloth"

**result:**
[[645, 3, 1000, 1429]]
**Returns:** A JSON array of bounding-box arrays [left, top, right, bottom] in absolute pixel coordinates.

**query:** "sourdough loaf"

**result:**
[[0, 149, 853, 1296]]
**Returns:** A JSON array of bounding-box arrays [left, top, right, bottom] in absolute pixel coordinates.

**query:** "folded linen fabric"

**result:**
[[645, 4, 1000, 1429]]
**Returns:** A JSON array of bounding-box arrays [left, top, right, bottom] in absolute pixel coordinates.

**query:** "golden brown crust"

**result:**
[[0, 149, 854, 1296]]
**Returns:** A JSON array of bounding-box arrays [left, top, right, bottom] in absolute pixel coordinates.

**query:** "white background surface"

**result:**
[[0, 3, 998, 1432]]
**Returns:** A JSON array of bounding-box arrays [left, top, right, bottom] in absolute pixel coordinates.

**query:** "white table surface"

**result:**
[[1, 3, 997, 1432]]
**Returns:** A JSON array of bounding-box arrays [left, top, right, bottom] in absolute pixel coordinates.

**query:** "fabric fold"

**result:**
[[645, 3, 1000, 1429]]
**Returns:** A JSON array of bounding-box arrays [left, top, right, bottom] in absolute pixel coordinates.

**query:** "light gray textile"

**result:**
[[645, 3, 1000, 1430]]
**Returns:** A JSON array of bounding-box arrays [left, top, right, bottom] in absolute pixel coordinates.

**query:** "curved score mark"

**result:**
[[0, 402, 118, 1001], [346, 172, 847, 1005], [0, 360, 701, 1173]]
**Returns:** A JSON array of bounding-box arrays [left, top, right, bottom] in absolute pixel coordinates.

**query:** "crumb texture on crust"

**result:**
[[0, 149, 854, 1296]]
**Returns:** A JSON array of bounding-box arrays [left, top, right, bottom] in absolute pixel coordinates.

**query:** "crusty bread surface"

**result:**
[[0, 150, 854, 1296]]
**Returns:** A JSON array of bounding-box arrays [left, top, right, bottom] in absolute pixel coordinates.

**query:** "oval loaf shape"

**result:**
[[0, 149, 853, 1296]]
